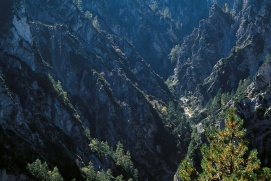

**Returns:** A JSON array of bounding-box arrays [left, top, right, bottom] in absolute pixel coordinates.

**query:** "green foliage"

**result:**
[[206, 89, 222, 115], [89, 138, 112, 156], [81, 162, 96, 181], [81, 162, 119, 181], [96, 169, 113, 181], [83, 127, 91, 140], [166, 76, 178, 89], [48, 75, 68, 104], [205, 78, 250, 117], [169, 45, 181, 63], [166, 102, 192, 151], [179, 157, 198, 181], [81, 162, 136, 181], [221, 92, 232, 106], [48, 74, 80, 120], [179, 109, 271, 181], [113, 142, 138, 179], [235, 78, 250, 97], [27, 159, 63, 181], [89, 139, 138, 180], [167, 101, 176, 121], [48, 167, 64, 181], [115, 175, 124, 181]]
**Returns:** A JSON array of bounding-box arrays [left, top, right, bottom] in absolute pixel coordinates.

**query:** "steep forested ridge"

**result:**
[[0, 0, 271, 180]]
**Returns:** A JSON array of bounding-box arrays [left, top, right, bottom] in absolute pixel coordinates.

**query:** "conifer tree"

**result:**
[[81, 161, 96, 181], [179, 157, 198, 181], [179, 109, 271, 181], [48, 167, 63, 181], [27, 159, 63, 181]]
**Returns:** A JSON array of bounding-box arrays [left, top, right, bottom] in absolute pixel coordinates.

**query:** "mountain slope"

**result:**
[[0, 0, 186, 180], [1, 0, 271, 180], [171, 0, 271, 179]]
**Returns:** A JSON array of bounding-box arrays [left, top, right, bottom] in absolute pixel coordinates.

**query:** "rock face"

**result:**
[[77, 0, 211, 78], [1, 0, 271, 180], [171, 0, 271, 179], [172, 4, 235, 95], [171, 0, 271, 99], [0, 0, 186, 180], [237, 61, 271, 167]]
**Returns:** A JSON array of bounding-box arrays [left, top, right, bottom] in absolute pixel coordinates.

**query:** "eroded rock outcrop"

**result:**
[[0, 0, 184, 180]]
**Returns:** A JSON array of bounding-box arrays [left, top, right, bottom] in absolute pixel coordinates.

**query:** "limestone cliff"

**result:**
[[1, 0, 271, 180], [0, 0, 183, 180]]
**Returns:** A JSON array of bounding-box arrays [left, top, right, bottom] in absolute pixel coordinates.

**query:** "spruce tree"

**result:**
[[179, 157, 198, 181], [27, 159, 63, 181], [81, 161, 96, 181], [179, 109, 271, 181]]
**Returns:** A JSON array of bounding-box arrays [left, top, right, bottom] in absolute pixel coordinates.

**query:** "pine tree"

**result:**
[[179, 157, 198, 181], [48, 167, 63, 181], [81, 162, 96, 181], [27, 159, 63, 181], [95, 169, 113, 181], [179, 109, 271, 181], [27, 159, 49, 180]]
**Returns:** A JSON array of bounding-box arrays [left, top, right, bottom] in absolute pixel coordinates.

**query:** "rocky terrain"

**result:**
[[1, 0, 271, 180], [171, 0, 271, 179], [0, 0, 181, 180]]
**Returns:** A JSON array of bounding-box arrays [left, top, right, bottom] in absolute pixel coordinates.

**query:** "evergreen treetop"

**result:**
[[179, 109, 271, 181]]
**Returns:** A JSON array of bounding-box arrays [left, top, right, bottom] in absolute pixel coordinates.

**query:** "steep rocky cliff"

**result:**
[[170, 0, 271, 108], [1, 0, 271, 180], [171, 0, 271, 179], [238, 59, 271, 166], [75, 0, 211, 77], [0, 0, 185, 180]]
